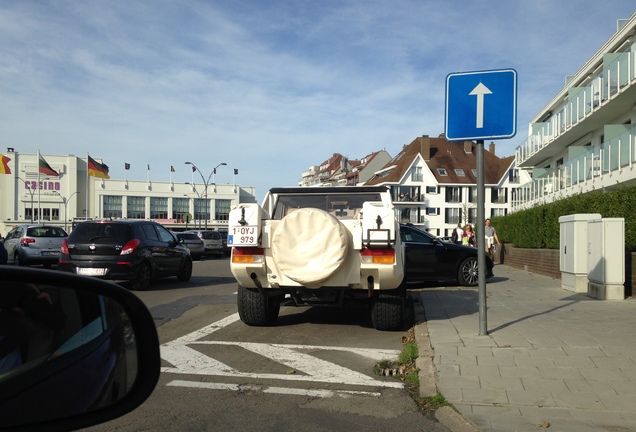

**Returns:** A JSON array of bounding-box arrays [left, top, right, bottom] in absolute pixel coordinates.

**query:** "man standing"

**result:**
[[484, 219, 501, 255], [451, 223, 463, 245]]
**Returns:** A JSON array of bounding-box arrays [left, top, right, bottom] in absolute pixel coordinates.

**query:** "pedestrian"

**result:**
[[451, 223, 463, 245], [462, 224, 476, 247], [484, 218, 501, 251]]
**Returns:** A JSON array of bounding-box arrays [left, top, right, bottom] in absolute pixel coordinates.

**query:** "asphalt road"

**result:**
[[83, 256, 450, 432]]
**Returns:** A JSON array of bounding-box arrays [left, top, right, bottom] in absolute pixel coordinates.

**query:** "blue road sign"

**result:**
[[444, 69, 517, 141]]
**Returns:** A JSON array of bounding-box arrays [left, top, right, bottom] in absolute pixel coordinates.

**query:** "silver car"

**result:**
[[183, 230, 223, 256], [173, 232, 205, 261], [4, 224, 68, 266]]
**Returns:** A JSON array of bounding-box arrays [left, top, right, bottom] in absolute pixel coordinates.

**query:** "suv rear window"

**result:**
[[273, 193, 381, 220], [201, 231, 221, 240], [26, 227, 67, 237], [69, 223, 132, 243]]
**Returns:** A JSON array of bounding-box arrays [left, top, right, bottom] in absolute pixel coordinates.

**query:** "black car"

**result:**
[[400, 223, 493, 287], [58, 220, 192, 290]]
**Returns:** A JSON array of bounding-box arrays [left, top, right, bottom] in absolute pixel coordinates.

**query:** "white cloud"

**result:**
[[0, 1, 634, 200]]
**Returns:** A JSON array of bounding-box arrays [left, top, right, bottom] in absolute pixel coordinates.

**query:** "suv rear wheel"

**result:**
[[371, 286, 406, 331], [237, 284, 280, 326]]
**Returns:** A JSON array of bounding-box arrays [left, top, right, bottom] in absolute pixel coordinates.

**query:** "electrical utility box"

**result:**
[[587, 217, 625, 300], [559, 213, 601, 293]]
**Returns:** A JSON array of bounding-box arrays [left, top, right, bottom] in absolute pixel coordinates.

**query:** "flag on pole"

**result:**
[[171, 165, 175, 172], [125, 163, 130, 170], [234, 168, 238, 175], [88, 155, 110, 179], [38, 154, 59, 177], [0, 154, 11, 174], [147, 164, 150, 170]]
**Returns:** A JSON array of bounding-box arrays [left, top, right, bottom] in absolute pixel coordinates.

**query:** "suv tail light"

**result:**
[[231, 247, 264, 263], [20, 237, 36, 247], [120, 239, 141, 255], [360, 247, 395, 264]]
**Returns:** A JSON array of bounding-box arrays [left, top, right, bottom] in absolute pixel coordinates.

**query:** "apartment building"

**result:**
[[512, 12, 636, 210], [298, 150, 392, 187]]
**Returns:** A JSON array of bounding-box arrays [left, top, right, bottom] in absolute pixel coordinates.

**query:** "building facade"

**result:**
[[512, 12, 636, 210], [0, 151, 256, 235], [298, 150, 392, 187], [364, 135, 530, 237]]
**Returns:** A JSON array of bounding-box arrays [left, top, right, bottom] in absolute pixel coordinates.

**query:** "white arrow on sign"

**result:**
[[469, 82, 492, 129]]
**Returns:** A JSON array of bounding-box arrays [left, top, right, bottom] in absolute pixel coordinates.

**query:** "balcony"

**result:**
[[516, 48, 636, 167], [511, 125, 636, 211]]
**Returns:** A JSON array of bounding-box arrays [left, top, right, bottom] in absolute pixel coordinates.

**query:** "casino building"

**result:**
[[0, 150, 256, 235]]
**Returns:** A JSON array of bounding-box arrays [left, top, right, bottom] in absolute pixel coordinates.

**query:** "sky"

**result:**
[[1, 2, 635, 202]]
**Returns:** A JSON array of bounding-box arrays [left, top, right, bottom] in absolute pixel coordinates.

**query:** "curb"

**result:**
[[410, 292, 483, 432]]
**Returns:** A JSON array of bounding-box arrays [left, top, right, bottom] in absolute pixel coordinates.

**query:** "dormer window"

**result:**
[[437, 168, 448, 176], [455, 169, 465, 176]]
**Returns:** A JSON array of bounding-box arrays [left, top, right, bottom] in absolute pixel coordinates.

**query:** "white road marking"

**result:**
[[161, 313, 404, 390], [167, 380, 382, 398]]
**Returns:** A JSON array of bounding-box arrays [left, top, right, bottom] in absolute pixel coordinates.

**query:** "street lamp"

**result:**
[[17, 177, 35, 222], [52, 191, 79, 232], [184, 183, 204, 229], [185, 161, 227, 229]]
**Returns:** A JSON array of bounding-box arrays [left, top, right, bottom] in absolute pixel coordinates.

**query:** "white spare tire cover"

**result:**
[[272, 208, 349, 288]]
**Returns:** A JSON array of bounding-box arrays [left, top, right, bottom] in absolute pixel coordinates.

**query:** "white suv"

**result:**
[[227, 186, 405, 331]]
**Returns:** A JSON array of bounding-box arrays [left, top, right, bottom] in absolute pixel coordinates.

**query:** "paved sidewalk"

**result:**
[[412, 265, 636, 432]]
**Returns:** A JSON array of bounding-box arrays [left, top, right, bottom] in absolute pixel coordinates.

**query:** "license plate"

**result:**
[[41, 251, 59, 256], [77, 268, 107, 276], [228, 226, 259, 246]]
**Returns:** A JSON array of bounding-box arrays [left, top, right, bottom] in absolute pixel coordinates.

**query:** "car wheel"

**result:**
[[458, 257, 479, 286], [371, 286, 406, 331], [133, 262, 152, 291], [237, 284, 280, 326], [14, 252, 25, 267], [177, 257, 193, 282]]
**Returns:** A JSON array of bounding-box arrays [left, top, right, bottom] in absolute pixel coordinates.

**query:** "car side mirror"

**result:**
[[0, 267, 160, 431]]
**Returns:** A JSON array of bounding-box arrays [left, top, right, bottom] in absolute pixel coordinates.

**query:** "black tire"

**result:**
[[237, 284, 280, 326], [458, 257, 479, 286], [133, 262, 152, 291], [371, 287, 406, 331], [14, 253, 25, 267], [177, 257, 193, 282]]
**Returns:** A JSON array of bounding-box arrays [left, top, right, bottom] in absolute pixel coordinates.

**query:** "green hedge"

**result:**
[[491, 186, 636, 251]]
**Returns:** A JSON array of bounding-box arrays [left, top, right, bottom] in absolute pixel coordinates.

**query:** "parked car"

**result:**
[[216, 228, 230, 255], [58, 220, 192, 290], [173, 232, 204, 260], [400, 223, 493, 287], [3, 224, 68, 267], [183, 229, 223, 257]]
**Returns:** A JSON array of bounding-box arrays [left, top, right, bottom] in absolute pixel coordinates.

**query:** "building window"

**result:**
[[51, 208, 60, 221], [411, 166, 423, 182], [172, 198, 190, 222], [508, 169, 519, 183], [437, 168, 448, 176], [468, 187, 477, 203], [491, 188, 507, 204], [127, 196, 146, 219], [445, 187, 462, 203], [194, 198, 210, 222], [103, 195, 122, 219], [426, 186, 438, 194], [150, 197, 168, 219], [444, 208, 461, 225], [215, 199, 232, 221], [455, 169, 465, 176], [491, 208, 507, 217], [468, 208, 477, 224], [426, 208, 439, 216]]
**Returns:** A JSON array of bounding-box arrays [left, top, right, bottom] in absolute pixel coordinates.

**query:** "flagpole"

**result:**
[[37, 150, 41, 222], [86, 153, 90, 221]]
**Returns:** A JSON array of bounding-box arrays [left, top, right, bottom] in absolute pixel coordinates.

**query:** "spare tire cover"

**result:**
[[272, 208, 349, 288]]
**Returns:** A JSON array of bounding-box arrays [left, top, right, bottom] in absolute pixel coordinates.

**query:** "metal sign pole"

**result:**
[[476, 139, 487, 335]]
